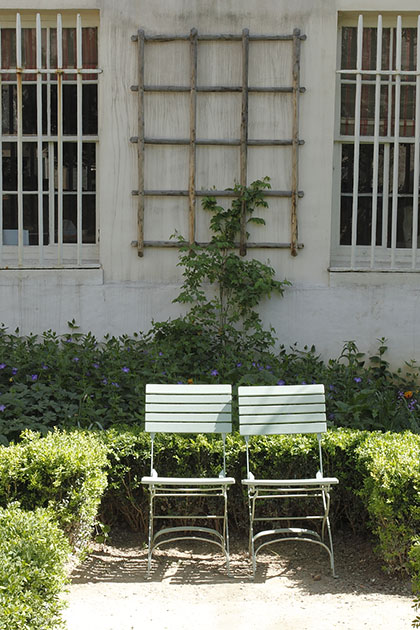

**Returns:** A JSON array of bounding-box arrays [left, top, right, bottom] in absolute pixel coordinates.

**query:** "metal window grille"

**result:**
[[0, 12, 100, 268], [130, 28, 306, 257], [334, 14, 420, 271]]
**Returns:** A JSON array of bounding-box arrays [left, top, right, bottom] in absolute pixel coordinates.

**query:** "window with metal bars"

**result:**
[[0, 12, 99, 268], [332, 14, 420, 271]]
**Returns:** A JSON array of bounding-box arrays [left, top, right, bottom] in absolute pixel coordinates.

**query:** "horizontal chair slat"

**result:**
[[239, 404, 325, 415], [146, 384, 231, 394], [146, 403, 232, 413], [240, 422, 327, 435], [146, 394, 232, 404], [239, 395, 325, 406], [240, 413, 327, 425], [238, 384, 324, 396], [146, 413, 232, 422], [145, 421, 232, 433]]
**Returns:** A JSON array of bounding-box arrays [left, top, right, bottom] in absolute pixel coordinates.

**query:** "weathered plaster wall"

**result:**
[[1, 0, 420, 367]]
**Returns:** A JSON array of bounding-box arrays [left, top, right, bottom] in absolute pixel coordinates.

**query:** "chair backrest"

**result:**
[[238, 384, 327, 436], [145, 384, 232, 434]]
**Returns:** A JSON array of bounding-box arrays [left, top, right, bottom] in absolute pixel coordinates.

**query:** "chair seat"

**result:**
[[142, 475, 235, 486], [241, 477, 338, 487]]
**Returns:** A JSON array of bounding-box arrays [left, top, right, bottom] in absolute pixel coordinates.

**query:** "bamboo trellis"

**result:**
[[131, 29, 306, 257]]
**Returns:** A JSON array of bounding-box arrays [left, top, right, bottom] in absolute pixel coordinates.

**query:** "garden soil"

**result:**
[[63, 530, 414, 630]]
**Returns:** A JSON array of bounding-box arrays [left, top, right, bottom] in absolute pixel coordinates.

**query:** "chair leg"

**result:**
[[146, 489, 155, 575], [248, 488, 257, 575], [223, 487, 231, 575]]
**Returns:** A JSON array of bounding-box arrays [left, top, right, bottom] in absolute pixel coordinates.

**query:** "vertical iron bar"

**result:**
[[36, 14, 44, 264], [189, 28, 198, 245], [137, 29, 145, 257], [391, 16, 402, 268], [370, 15, 382, 269], [0, 26, 3, 263], [47, 28, 54, 245], [291, 28, 302, 257], [382, 33, 393, 250], [76, 14, 83, 265], [57, 14, 63, 264], [240, 28, 249, 256], [16, 13, 24, 266], [350, 15, 363, 269], [411, 15, 420, 269]]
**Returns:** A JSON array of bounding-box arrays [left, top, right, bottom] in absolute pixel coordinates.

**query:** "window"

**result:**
[[0, 12, 99, 267], [332, 14, 420, 270]]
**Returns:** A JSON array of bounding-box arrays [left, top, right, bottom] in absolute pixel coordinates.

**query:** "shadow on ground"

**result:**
[[69, 530, 412, 598]]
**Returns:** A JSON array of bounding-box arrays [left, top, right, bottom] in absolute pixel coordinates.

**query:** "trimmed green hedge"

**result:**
[[98, 426, 420, 578], [0, 429, 108, 550], [0, 504, 70, 630]]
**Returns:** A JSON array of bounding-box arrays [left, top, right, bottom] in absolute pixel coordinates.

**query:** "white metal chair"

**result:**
[[238, 384, 339, 577], [141, 384, 235, 574]]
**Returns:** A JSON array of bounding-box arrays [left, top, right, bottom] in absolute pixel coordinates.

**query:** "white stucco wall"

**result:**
[[1, 0, 420, 367]]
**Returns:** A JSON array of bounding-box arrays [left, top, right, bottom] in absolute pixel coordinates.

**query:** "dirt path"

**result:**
[[63, 532, 414, 630]]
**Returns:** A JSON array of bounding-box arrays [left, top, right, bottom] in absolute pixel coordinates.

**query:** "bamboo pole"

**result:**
[[189, 28, 198, 244], [137, 29, 145, 256], [240, 29, 249, 256], [290, 28, 301, 257]]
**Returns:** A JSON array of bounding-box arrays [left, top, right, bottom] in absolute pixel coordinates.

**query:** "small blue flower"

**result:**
[[31, 374, 38, 381], [354, 377, 362, 383], [122, 366, 130, 373], [277, 379, 285, 386], [158, 352, 163, 357], [102, 378, 108, 385], [0, 363, 5, 370], [93, 363, 100, 369], [0, 404, 5, 412], [329, 384, 335, 391], [111, 382, 120, 388], [301, 380, 307, 385], [73, 357, 79, 363], [42, 363, 48, 370], [236, 362, 242, 368], [211, 369, 219, 376], [11, 367, 18, 375]]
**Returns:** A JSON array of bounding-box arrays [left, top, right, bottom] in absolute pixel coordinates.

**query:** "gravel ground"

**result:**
[[63, 531, 414, 630]]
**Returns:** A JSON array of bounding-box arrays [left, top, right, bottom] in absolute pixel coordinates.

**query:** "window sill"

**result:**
[[0, 266, 104, 286]]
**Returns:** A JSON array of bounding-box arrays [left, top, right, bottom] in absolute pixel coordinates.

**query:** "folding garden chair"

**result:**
[[238, 384, 338, 577], [141, 384, 235, 574]]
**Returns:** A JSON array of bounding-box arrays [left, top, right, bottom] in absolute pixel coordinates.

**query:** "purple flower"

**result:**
[[329, 384, 335, 391], [158, 352, 163, 357], [266, 365, 272, 371], [277, 379, 285, 386], [111, 382, 120, 388], [0, 404, 5, 412], [236, 362, 242, 368], [122, 366, 130, 373], [354, 377, 362, 383], [102, 378, 108, 385], [0, 364, 5, 370], [93, 363, 100, 369], [301, 380, 307, 385], [211, 369, 219, 376], [31, 374, 38, 381], [11, 367, 18, 375], [41, 363, 48, 370], [73, 357, 79, 363]]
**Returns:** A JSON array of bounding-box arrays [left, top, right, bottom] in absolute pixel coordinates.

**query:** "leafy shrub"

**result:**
[[355, 431, 420, 573], [1, 326, 420, 440], [0, 429, 108, 549], [0, 504, 70, 630]]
